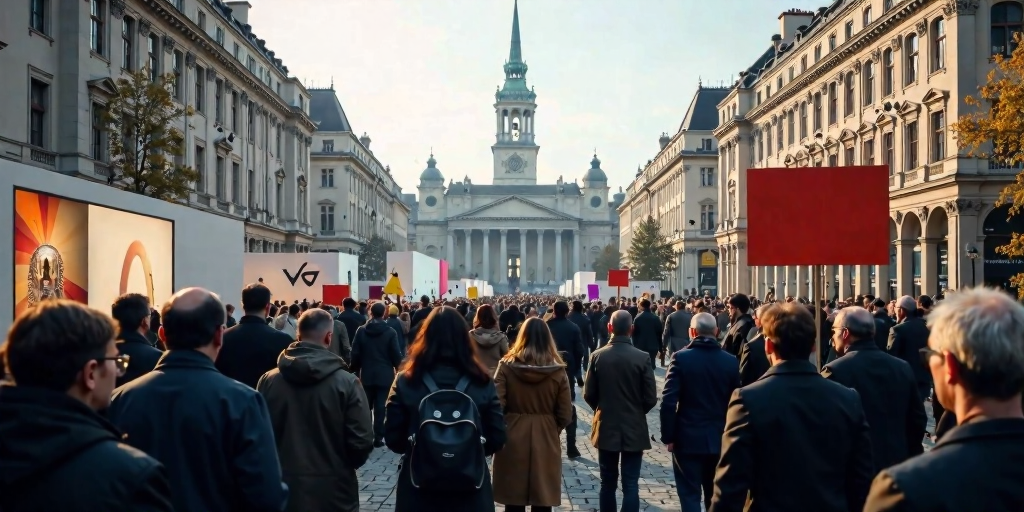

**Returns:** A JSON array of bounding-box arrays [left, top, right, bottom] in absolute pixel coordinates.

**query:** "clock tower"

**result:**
[[492, 0, 539, 185]]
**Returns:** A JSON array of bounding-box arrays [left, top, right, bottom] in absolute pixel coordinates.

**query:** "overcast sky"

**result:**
[[247, 0, 825, 194]]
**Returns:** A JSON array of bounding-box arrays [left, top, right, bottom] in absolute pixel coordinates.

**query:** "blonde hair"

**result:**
[[502, 317, 564, 366]]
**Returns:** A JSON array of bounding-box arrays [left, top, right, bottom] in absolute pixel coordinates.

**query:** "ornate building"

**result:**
[[714, 0, 1023, 299], [406, 0, 620, 293], [617, 83, 729, 296], [0, 0, 316, 252]]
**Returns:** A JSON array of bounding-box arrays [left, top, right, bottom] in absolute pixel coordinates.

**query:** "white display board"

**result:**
[[243, 253, 359, 303], [359, 280, 384, 301], [630, 281, 662, 300], [573, 271, 596, 296], [386, 251, 441, 300], [446, 280, 467, 298]]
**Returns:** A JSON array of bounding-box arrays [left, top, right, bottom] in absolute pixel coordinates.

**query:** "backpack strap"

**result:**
[[454, 375, 471, 393], [422, 373, 440, 393]]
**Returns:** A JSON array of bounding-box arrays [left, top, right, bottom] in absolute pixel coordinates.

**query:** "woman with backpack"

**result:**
[[491, 318, 573, 512], [469, 304, 509, 377], [383, 306, 507, 512]]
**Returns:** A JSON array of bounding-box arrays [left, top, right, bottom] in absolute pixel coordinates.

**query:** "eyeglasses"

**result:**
[[96, 354, 130, 377], [918, 347, 943, 368]]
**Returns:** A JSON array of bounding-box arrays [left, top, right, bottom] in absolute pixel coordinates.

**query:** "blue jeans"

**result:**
[[598, 449, 643, 512], [672, 452, 718, 512]]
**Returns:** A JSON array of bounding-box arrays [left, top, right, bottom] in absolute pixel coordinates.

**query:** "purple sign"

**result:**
[[587, 284, 600, 301]]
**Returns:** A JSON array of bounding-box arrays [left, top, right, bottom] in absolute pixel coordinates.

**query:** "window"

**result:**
[[883, 132, 895, 174], [215, 156, 225, 199], [798, 102, 807, 140], [864, 7, 872, 26], [992, 2, 1023, 57], [276, 182, 282, 216], [845, 146, 855, 165], [320, 205, 335, 232], [322, 139, 334, 152], [800, 56, 807, 72], [932, 111, 946, 161], [121, 17, 134, 70], [766, 85, 771, 99], [766, 127, 773, 157], [91, 103, 105, 161], [883, 49, 894, 96], [233, 42, 240, 60], [828, 153, 839, 167], [829, 33, 837, 51], [231, 92, 239, 130], [700, 167, 714, 187], [884, 0, 894, 11], [862, 139, 875, 165], [216, 26, 225, 46], [148, 35, 159, 81], [29, 79, 48, 148], [845, 72, 855, 116], [231, 162, 240, 203], [828, 82, 838, 124], [172, 50, 183, 100], [777, 76, 784, 91], [321, 168, 334, 187], [198, 10, 206, 31], [702, 138, 713, 150], [194, 66, 205, 112], [814, 44, 822, 62], [906, 121, 919, 169], [247, 56, 256, 73], [845, 20, 854, 40], [756, 91, 762, 105], [863, 60, 875, 106], [214, 80, 223, 123], [248, 169, 255, 207], [195, 145, 205, 192], [813, 92, 822, 131], [776, 120, 783, 151], [700, 205, 715, 231], [905, 34, 919, 84], [933, 18, 946, 71], [247, 101, 254, 141], [757, 132, 764, 161], [276, 125, 282, 155], [787, 110, 795, 145], [90, 0, 105, 55], [30, 0, 46, 34], [788, 67, 794, 81]]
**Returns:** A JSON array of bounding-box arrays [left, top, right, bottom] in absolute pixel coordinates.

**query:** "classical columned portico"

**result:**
[[536, 228, 546, 284], [571, 230, 580, 277], [450, 225, 580, 288], [482, 230, 491, 282], [498, 230, 509, 284], [554, 231, 563, 282], [463, 228, 473, 276]]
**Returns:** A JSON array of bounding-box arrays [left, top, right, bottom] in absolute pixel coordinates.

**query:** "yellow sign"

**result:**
[[700, 251, 717, 268], [467, 286, 479, 299], [383, 273, 405, 296]]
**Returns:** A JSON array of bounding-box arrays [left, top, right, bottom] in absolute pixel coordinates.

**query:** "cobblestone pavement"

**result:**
[[356, 366, 940, 511]]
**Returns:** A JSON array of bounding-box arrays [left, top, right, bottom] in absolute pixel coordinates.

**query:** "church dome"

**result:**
[[419, 153, 444, 183], [583, 153, 607, 182], [612, 186, 625, 205]]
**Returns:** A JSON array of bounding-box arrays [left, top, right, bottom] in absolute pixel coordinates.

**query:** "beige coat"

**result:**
[[469, 327, 509, 376]]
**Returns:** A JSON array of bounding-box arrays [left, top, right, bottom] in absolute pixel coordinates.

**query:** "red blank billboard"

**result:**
[[746, 166, 890, 266]]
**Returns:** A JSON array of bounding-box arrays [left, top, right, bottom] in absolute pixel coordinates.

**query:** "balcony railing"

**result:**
[[319, 229, 336, 236], [29, 148, 56, 166]]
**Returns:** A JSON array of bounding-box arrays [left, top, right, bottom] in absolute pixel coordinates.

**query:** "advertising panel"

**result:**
[[87, 205, 174, 312], [243, 253, 342, 303]]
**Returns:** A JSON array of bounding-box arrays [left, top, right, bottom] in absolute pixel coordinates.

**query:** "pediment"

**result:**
[[823, 136, 839, 149], [450, 195, 578, 221], [875, 112, 895, 127], [86, 77, 118, 98], [898, 101, 921, 117], [921, 88, 950, 109], [857, 121, 876, 135], [839, 128, 857, 142]]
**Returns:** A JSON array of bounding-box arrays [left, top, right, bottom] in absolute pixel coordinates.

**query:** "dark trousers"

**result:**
[[364, 385, 388, 441], [672, 452, 718, 512], [505, 507, 552, 512], [647, 352, 658, 370], [566, 382, 578, 447], [598, 450, 643, 512]]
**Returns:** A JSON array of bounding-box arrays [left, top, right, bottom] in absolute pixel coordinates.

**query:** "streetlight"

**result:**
[[966, 244, 980, 287]]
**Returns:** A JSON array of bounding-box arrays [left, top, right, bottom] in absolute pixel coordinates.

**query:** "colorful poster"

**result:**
[[587, 284, 600, 301], [87, 205, 174, 311]]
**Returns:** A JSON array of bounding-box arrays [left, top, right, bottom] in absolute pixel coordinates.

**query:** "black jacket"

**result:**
[[0, 385, 172, 512], [217, 315, 294, 388], [659, 338, 739, 453], [631, 310, 663, 354], [409, 306, 433, 334], [865, 418, 1024, 512], [738, 333, 771, 387], [568, 311, 595, 350], [116, 330, 162, 387], [887, 316, 931, 387], [873, 309, 894, 351], [710, 360, 874, 512], [546, 317, 585, 378], [822, 340, 926, 471], [721, 313, 755, 356], [350, 320, 404, 388], [385, 315, 405, 345], [337, 308, 367, 342], [108, 350, 288, 512]]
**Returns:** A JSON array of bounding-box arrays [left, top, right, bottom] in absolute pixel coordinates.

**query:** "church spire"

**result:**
[[497, 0, 535, 102], [508, 0, 523, 65]]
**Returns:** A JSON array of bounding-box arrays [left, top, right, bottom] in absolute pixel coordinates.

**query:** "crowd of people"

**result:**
[[0, 282, 1022, 512]]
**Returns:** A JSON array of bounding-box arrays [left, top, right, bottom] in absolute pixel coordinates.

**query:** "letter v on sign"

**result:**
[[282, 262, 320, 287]]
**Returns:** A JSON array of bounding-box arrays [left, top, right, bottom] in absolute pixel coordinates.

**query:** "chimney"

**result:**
[[225, 1, 252, 25], [778, 8, 814, 44], [659, 132, 670, 150], [359, 132, 372, 151]]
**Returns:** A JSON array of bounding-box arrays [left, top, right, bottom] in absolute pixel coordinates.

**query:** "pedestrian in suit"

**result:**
[[821, 306, 926, 472], [887, 295, 932, 402], [217, 283, 295, 389], [583, 310, 658, 512], [738, 305, 770, 387], [865, 288, 1024, 512], [870, 298, 894, 351], [546, 301, 586, 458], [631, 299, 664, 369], [720, 294, 754, 356], [710, 302, 873, 512], [350, 302, 404, 447], [660, 312, 738, 511], [661, 301, 693, 355]]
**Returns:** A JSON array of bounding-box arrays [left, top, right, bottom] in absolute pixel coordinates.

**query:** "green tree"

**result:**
[[104, 68, 198, 202], [626, 215, 677, 280], [952, 33, 1024, 295], [359, 234, 395, 280], [591, 243, 622, 280]]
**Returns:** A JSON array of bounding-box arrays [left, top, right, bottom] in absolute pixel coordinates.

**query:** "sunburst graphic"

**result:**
[[14, 190, 89, 316]]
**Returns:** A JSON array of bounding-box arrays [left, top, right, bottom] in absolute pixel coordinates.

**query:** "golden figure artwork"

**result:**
[[27, 244, 65, 306]]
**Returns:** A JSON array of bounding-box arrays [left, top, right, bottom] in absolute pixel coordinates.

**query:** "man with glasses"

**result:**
[[0, 300, 172, 511], [887, 295, 932, 403]]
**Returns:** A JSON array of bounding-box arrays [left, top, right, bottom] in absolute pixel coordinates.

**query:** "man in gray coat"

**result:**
[[662, 300, 693, 355]]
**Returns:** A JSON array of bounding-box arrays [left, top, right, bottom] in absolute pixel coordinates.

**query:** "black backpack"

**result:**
[[407, 373, 487, 492]]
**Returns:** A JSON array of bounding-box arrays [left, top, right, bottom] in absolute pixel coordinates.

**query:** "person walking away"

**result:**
[[409, 295, 433, 336], [351, 302, 403, 448], [583, 310, 658, 512], [545, 300, 586, 458], [470, 304, 510, 376], [226, 304, 237, 328], [0, 300, 172, 512], [257, 309, 374, 512], [217, 283, 295, 388], [660, 312, 738, 511], [870, 298, 894, 351], [631, 298, 663, 369], [383, 306, 507, 512], [887, 295, 932, 403], [738, 305, 771, 386], [864, 288, 1024, 512], [492, 318, 574, 512], [112, 293, 163, 387], [386, 304, 406, 356], [338, 298, 366, 344], [821, 307, 926, 472], [107, 287, 288, 512], [278, 304, 300, 340], [320, 303, 353, 364], [720, 294, 754, 356], [661, 299, 693, 356], [568, 300, 595, 379], [710, 302, 873, 512]]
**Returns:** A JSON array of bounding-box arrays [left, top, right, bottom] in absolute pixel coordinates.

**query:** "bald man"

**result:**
[[108, 287, 288, 512], [822, 306, 927, 472]]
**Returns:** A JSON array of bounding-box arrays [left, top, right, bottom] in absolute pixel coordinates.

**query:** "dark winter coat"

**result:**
[[350, 320, 404, 388]]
